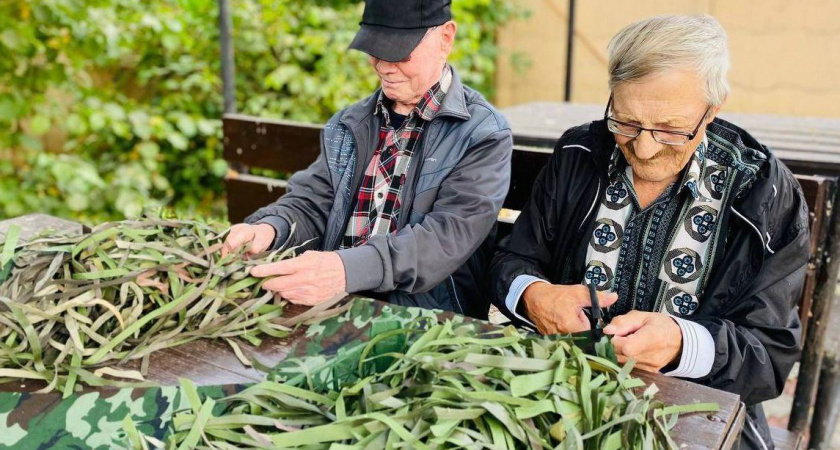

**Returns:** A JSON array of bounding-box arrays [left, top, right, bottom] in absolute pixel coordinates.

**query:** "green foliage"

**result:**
[[0, 0, 522, 224]]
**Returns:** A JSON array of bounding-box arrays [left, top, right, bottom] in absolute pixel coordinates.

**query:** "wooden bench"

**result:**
[[771, 426, 804, 450], [222, 114, 321, 223], [221, 113, 839, 448]]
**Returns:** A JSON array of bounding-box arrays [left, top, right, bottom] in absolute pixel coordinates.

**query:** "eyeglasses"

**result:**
[[604, 94, 711, 146]]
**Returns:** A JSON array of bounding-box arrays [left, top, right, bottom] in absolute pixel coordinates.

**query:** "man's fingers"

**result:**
[[272, 286, 332, 306], [573, 287, 618, 308], [634, 363, 658, 373], [262, 273, 310, 293], [222, 225, 253, 257], [247, 224, 276, 255], [245, 238, 268, 255], [251, 258, 302, 278], [603, 311, 646, 337], [597, 291, 619, 308], [277, 288, 317, 305], [573, 309, 591, 332], [611, 335, 639, 358]]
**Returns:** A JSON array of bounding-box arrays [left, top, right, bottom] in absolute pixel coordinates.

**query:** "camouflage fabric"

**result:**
[[0, 298, 477, 448], [297, 296, 472, 358], [269, 297, 477, 391], [272, 297, 611, 391], [0, 297, 611, 448], [0, 384, 245, 449]]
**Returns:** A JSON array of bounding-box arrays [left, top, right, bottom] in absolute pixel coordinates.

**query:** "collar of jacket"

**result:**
[[339, 64, 472, 130], [707, 118, 775, 219], [374, 64, 453, 122], [606, 136, 710, 201]]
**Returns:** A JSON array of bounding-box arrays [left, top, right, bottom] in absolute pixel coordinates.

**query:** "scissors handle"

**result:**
[[587, 281, 602, 329]]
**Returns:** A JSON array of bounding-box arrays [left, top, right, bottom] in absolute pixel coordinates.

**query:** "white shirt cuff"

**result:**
[[504, 275, 549, 328], [664, 315, 715, 379]]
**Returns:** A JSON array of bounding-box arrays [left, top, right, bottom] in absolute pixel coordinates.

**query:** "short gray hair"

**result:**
[[607, 14, 730, 107]]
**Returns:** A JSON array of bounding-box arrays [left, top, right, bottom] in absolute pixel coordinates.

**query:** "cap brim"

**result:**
[[349, 24, 428, 62]]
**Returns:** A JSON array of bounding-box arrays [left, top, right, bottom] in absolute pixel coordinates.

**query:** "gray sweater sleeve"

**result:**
[[244, 126, 335, 250]]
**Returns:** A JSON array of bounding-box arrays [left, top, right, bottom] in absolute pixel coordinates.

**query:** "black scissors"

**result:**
[[587, 281, 609, 341]]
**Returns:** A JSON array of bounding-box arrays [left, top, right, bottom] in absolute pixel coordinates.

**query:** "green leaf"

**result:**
[[137, 141, 160, 161], [128, 111, 152, 140], [167, 132, 189, 150], [20, 134, 43, 151], [29, 115, 51, 135], [0, 95, 21, 121], [176, 115, 197, 137], [211, 159, 228, 178]]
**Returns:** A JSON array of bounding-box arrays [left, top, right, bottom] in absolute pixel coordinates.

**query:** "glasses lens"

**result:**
[[652, 131, 689, 146], [607, 119, 640, 137]]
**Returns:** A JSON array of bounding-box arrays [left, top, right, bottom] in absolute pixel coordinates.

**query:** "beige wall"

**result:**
[[496, 0, 840, 118]]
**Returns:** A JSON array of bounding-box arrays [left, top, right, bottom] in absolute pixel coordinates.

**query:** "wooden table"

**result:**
[[0, 214, 745, 449], [500, 101, 840, 174]]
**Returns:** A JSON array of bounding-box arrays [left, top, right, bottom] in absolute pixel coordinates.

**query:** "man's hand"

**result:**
[[250, 250, 347, 306], [222, 223, 276, 258], [603, 311, 683, 372], [522, 283, 618, 335]]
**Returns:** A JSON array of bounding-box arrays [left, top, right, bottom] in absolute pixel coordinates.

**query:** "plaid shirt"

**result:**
[[340, 66, 452, 249]]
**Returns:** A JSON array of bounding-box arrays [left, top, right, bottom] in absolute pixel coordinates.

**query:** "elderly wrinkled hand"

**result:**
[[222, 223, 276, 258], [250, 250, 347, 306], [603, 311, 682, 372], [522, 283, 618, 335]]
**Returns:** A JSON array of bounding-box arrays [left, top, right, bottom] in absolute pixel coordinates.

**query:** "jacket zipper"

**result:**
[[330, 124, 367, 250], [449, 275, 465, 315], [560, 174, 605, 284], [745, 414, 770, 450], [579, 178, 601, 232]]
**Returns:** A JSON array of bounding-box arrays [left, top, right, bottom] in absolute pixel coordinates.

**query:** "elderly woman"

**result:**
[[490, 14, 808, 449]]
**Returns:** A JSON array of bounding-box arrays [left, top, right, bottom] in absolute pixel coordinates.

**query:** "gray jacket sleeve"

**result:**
[[337, 129, 513, 294], [244, 126, 334, 250]]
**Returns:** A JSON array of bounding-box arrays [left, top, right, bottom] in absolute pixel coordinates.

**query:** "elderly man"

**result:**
[[490, 15, 807, 449], [224, 0, 512, 319]]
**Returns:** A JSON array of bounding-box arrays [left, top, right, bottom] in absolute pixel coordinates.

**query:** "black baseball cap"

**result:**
[[349, 0, 452, 63]]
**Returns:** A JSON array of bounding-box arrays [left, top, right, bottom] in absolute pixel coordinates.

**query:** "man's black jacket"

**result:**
[[490, 118, 809, 449]]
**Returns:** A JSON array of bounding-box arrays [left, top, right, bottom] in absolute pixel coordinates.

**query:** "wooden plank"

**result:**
[[770, 426, 803, 450], [222, 114, 321, 173], [0, 214, 86, 243], [784, 159, 840, 177], [0, 344, 260, 393], [500, 102, 840, 174], [635, 370, 743, 450], [720, 403, 747, 450], [136, 348, 257, 386], [224, 175, 287, 224], [501, 102, 840, 138], [793, 175, 832, 337], [809, 354, 840, 448], [790, 180, 840, 433]]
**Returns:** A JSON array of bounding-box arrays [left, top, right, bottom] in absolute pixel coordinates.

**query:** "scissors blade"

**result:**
[[588, 282, 601, 327]]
